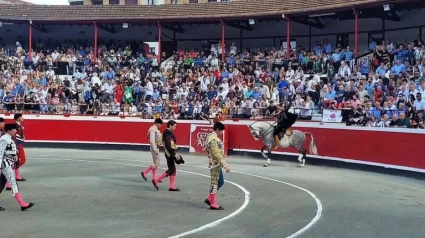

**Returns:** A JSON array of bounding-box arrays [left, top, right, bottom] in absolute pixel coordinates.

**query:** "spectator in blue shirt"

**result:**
[[3, 92, 11, 104], [137, 54, 146, 66], [358, 58, 370, 75], [323, 39, 332, 54], [194, 55, 203, 67], [221, 68, 229, 80], [368, 37, 377, 51], [391, 60, 406, 75], [370, 102, 383, 119], [405, 44, 415, 64], [331, 49, 342, 62], [393, 45, 407, 62], [207, 87, 217, 100], [343, 47, 354, 62], [323, 86, 336, 108], [376, 63, 387, 76], [252, 87, 262, 100], [78, 46, 86, 57], [335, 84, 345, 104], [227, 54, 236, 67], [103, 68, 116, 81], [152, 88, 160, 101], [40, 77, 47, 87], [277, 78, 288, 99], [244, 88, 253, 99]]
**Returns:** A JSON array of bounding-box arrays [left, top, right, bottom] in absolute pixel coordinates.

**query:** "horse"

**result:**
[[248, 121, 318, 167]]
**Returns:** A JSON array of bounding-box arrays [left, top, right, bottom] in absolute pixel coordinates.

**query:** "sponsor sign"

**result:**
[[189, 125, 228, 156], [322, 109, 343, 123]]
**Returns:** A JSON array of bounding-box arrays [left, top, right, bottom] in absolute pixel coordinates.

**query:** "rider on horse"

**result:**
[[273, 102, 298, 149]]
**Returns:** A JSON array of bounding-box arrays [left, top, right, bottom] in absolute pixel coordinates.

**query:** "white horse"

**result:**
[[249, 121, 318, 167]]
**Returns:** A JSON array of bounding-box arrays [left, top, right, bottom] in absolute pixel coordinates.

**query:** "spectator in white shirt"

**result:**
[[102, 81, 114, 103], [229, 42, 237, 56], [151, 57, 159, 69], [408, 84, 419, 98], [46, 68, 55, 78], [178, 86, 189, 99], [199, 76, 210, 92], [111, 99, 120, 115], [286, 68, 295, 80], [413, 93, 425, 115], [357, 84, 369, 103], [210, 55, 219, 67], [338, 61, 351, 78], [51, 50, 60, 62], [91, 72, 101, 86], [220, 79, 229, 92], [299, 101, 312, 120], [294, 93, 304, 107], [145, 79, 154, 101], [306, 75, 319, 95], [377, 114, 390, 127], [151, 69, 161, 78], [367, 116, 378, 127], [210, 44, 218, 57], [217, 41, 224, 57], [193, 101, 202, 116]]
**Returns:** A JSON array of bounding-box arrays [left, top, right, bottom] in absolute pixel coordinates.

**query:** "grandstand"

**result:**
[[0, 0, 424, 128]]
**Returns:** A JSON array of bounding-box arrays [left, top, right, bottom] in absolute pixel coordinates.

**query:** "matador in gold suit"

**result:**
[[204, 122, 230, 210], [141, 118, 163, 182]]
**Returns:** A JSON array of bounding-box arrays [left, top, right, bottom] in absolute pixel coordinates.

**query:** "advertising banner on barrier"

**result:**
[[322, 109, 343, 123], [2, 114, 425, 172], [189, 125, 228, 156]]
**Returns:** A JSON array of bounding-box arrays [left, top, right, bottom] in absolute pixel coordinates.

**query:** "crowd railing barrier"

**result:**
[[0, 102, 417, 126], [0, 102, 324, 120]]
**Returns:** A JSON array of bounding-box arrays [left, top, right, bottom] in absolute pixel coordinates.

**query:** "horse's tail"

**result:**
[[305, 132, 318, 155]]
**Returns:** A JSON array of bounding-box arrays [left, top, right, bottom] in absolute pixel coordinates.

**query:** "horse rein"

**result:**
[[249, 120, 277, 138]]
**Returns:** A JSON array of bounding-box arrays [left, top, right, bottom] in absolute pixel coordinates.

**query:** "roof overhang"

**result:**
[[0, 0, 420, 24]]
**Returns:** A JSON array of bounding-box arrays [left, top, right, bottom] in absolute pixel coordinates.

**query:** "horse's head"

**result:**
[[248, 125, 261, 141]]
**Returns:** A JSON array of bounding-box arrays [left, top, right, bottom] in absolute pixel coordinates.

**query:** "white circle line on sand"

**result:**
[[30, 154, 323, 238], [31, 157, 250, 238]]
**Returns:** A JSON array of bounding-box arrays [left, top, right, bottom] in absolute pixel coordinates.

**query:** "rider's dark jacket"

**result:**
[[278, 110, 298, 128], [273, 107, 298, 136]]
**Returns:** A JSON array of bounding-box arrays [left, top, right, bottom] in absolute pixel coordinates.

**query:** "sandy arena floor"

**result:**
[[0, 148, 424, 238]]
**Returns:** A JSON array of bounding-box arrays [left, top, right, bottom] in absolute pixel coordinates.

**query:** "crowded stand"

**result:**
[[0, 37, 424, 129]]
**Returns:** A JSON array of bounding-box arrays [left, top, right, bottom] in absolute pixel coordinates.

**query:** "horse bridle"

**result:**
[[249, 120, 277, 138]]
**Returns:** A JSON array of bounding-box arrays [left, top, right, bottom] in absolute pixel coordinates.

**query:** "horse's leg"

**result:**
[[261, 145, 270, 167], [297, 148, 307, 168], [260, 145, 268, 159], [267, 147, 272, 165], [302, 149, 307, 167], [263, 147, 272, 167]]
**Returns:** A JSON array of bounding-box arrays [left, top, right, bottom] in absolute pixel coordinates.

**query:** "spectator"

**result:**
[[389, 114, 400, 127], [397, 112, 411, 128], [377, 114, 390, 127]]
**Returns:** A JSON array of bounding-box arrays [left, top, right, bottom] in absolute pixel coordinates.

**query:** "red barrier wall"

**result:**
[[6, 115, 425, 173]]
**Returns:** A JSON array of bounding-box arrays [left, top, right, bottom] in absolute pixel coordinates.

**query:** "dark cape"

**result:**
[[162, 128, 184, 164]]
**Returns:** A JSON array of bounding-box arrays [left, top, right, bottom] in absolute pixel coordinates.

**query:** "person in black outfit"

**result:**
[[273, 103, 298, 148], [152, 120, 185, 192]]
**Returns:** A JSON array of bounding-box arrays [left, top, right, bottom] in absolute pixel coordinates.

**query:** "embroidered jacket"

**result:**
[[0, 134, 17, 168], [205, 132, 227, 168], [147, 125, 162, 151], [162, 128, 178, 159], [15, 122, 25, 146]]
